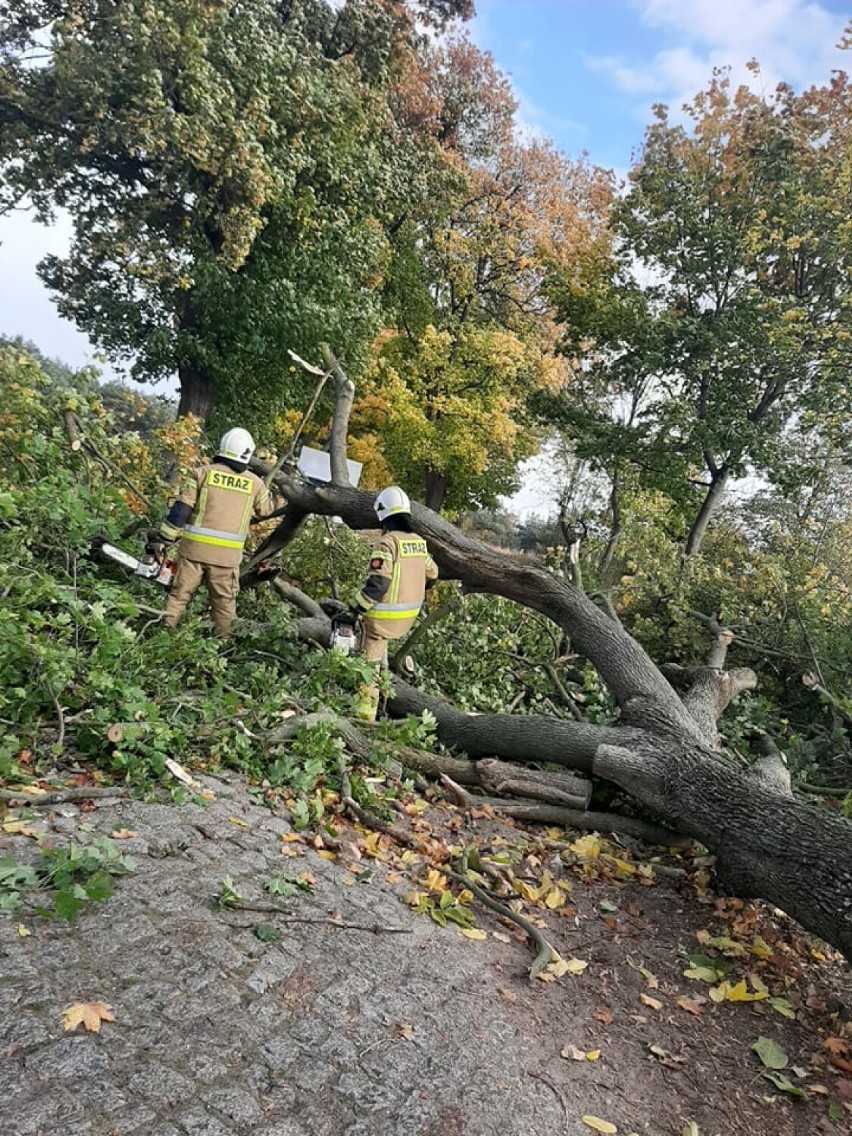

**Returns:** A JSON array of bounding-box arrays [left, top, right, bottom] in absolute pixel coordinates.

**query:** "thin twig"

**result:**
[[80, 440, 151, 510], [440, 864, 556, 980], [0, 786, 131, 805], [226, 904, 413, 934], [50, 690, 66, 752], [528, 1071, 570, 1127]]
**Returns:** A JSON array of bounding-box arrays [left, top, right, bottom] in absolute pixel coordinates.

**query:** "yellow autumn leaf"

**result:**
[[545, 888, 565, 909], [571, 835, 601, 860], [3, 818, 39, 837], [640, 993, 663, 1011], [281, 833, 304, 843], [749, 936, 773, 958], [17, 923, 31, 937], [457, 888, 474, 905], [708, 981, 730, 1004], [108, 828, 137, 840], [513, 878, 540, 902], [550, 956, 589, 977], [606, 857, 636, 877], [316, 850, 336, 861], [227, 817, 249, 828], [582, 1116, 617, 1134], [460, 928, 487, 940], [62, 1002, 116, 1033], [585, 1049, 601, 1061], [425, 868, 447, 893], [725, 979, 767, 1003]]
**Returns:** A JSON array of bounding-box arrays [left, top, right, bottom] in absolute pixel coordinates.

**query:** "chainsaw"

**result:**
[[320, 599, 362, 656], [92, 530, 176, 587]]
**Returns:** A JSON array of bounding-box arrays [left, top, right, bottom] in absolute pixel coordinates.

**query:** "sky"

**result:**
[[1, 0, 850, 506]]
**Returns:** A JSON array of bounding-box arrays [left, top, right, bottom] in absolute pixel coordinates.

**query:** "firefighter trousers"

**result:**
[[163, 556, 239, 638]]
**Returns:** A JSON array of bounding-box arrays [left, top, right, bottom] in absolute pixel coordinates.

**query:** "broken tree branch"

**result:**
[[439, 775, 686, 846], [440, 860, 556, 980], [321, 343, 355, 487]]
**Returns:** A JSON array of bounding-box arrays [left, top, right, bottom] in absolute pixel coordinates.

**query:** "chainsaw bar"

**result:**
[[98, 542, 175, 586]]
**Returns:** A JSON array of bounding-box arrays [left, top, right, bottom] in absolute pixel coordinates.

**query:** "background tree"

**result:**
[[0, 0, 467, 427], [546, 67, 852, 558], [353, 33, 612, 511]]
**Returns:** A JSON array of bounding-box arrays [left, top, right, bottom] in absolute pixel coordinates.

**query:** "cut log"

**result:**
[[475, 758, 591, 810]]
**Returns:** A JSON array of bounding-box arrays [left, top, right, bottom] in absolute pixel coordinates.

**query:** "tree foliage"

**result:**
[[356, 33, 612, 511], [547, 66, 852, 555], [0, 0, 450, 428]]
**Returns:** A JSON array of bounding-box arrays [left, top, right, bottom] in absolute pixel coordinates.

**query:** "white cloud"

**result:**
[[588, 0, 848, 116]]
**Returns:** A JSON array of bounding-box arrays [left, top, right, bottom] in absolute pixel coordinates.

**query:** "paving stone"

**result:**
[[127, 1061, 196, 1103], [24, 1036, 112, 1080], [200, 1087, 265, 1125], [176, 1108, 241, 1136]]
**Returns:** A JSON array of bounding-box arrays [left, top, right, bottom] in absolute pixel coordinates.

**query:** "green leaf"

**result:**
[[761, 1071, 805, 1099], [751, 1036, 788, 1070], [83, 872, 114, 903], [766, 997, 795, 1020], [252, 923, 280, 943], [266, 877, 298, 898], [53, 890, 86, 921]]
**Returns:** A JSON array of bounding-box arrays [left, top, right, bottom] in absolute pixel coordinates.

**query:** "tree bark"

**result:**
[[321, 343, 354, 487], [425, 467, 448, 511], [177, 364, 215, 422], [684, 464, 731, 557]]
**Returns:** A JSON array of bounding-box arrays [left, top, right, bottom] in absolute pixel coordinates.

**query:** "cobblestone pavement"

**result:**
[[1, 776, 571, 1136]]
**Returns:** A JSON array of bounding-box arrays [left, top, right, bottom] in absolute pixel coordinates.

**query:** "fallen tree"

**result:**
[[244, 463, 852, 963]]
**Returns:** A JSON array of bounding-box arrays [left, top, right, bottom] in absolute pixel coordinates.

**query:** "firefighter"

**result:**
[[343, 486, 438, 722], [156, 427, 276, 638]]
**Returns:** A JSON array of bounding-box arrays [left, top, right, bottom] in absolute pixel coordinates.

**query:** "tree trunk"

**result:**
[[684, 465, 731, 557], [248, 462, 852, 962], [177, 365, 215, 422], [425, 467, 448, 511], [595, 741, 852, 961]]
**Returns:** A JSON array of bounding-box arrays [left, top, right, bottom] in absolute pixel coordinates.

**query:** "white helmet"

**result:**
[[374, 486, 411, 523], [218, 427, 255, 463]]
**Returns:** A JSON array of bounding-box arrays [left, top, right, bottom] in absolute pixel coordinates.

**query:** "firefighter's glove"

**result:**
[[145, 529, 167, 558]]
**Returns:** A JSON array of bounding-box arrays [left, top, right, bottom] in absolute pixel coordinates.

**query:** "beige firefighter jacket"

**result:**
[[356, 531, 438, 640], [163, 462, 273, 568]]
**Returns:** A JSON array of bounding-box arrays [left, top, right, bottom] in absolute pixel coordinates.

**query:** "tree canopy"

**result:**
[[546, 66, 852, 556]]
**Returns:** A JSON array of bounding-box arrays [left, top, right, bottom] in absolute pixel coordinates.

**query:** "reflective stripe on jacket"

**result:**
[[357, 532, 438, 640], [167, 462, 273, 567]]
